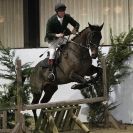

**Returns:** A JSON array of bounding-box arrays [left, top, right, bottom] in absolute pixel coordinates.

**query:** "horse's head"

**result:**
[[86, 23, 104, 59]]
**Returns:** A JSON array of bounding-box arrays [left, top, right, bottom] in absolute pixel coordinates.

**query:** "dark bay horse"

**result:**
[[30, 23, 103, 122]]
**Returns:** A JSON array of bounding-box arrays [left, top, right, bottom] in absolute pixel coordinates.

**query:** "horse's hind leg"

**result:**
[[31, 92, 42, 123], [40, 85, 58, 103], [33, 85, 57, 132]]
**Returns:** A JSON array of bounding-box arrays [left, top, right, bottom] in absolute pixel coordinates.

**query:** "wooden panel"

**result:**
[[47, 113, 59, 133], [40, 0, 130, 47], [0, 129, 12, 132], [129, 0, 133, 29], [40, 0, 60, 47], [62, 109, 72, 130], [24, 97, 105, 110], [55, 110, 66, 129], [0, 0, 24, 48], [2, 111, 7, 129], [40, 114, 47, 131], [70, 105, 81, 130], [91, 0, 129, 45]]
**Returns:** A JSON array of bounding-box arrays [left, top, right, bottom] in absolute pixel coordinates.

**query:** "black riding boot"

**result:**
[[48, 59, 55, 81]]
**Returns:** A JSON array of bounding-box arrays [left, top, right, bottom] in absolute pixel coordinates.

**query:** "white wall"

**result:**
[[1, 48, 133, 123], [110, 55, 133, 124]]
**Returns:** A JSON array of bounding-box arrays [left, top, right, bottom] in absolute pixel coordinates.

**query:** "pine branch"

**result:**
[[123, 28, 133, 44], [0, 43, 31, 107]]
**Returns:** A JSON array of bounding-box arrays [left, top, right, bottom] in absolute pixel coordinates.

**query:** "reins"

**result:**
[[69, 31, 90, 50], [70, 40, 90, 50]]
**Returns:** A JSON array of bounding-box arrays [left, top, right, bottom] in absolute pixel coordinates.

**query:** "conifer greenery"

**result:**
[[0, 41, 32, 128], [107, 28, 133, 87], [81, 28, 133, 126]]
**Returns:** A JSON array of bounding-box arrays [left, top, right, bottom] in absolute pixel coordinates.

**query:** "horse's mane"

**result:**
[[71, 24, 102, 41], [71, 27, 89, 41]]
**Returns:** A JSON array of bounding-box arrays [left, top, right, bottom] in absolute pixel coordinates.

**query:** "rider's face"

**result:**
[[57, 11, 65, 18]]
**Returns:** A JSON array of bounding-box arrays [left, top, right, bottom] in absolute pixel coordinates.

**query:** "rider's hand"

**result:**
[[55, 33, 64, 38], [71, 28, 77, 35]]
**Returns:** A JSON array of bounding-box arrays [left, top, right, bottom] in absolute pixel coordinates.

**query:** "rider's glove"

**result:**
[[55, 33, 64, 38]]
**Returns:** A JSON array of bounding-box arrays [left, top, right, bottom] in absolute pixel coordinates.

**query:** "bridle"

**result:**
[[70, 40, 90, 50], [86, 30, 101, 49], [70, 29, 101, 50]]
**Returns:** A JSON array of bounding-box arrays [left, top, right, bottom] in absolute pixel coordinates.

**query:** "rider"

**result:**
[[45, 2, 80, 81]]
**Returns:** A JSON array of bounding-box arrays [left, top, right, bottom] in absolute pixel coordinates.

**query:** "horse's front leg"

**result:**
[[71, 65, 102, 90], [87, 65, 103, 81], [69, 72, 87, 83]]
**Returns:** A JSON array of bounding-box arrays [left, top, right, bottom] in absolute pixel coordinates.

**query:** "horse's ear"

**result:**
[[88, 22, 93, 30], [99, 23, 104, 31]]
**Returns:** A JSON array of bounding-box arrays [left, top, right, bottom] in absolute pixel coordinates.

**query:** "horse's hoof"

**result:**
[[48, 73, 55, 81], [71, 84, 78, 89], [71, 83, 88, 90]]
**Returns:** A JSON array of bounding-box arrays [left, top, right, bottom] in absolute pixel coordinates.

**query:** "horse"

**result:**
[[30, 23, 104, 123]]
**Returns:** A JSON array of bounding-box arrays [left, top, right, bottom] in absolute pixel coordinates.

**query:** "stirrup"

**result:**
[[48, 72, 55, 81]]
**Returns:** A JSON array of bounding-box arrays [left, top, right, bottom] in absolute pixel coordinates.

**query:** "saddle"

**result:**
[[40, 44, 67, 68]]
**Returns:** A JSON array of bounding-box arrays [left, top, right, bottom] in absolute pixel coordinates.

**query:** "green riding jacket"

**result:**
[[45, 14, 80, 42]]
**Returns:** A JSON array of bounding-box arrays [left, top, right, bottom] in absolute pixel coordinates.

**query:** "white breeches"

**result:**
[[48, 37, 68, 59]]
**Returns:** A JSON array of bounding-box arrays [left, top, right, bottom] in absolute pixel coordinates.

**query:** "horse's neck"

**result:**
[[75, 28, 88, 44], [68, 31, 88, 53], [64, 39, 89, 64]]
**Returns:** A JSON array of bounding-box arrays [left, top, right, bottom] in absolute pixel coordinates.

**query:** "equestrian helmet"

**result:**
[[55, 3, 66, 12]]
